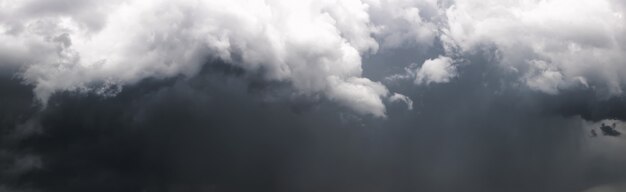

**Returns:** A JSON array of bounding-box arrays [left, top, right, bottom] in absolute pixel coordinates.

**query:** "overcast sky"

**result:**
[[1, 0, 625, 192]]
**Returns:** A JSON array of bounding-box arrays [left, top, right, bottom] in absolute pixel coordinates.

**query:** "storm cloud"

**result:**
[[1, 0, 625, 192]]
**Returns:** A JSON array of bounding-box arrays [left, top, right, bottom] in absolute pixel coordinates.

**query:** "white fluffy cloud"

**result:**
[[384, 0, 624, 95], [0, 0, 421, 117], [364, 0, 442, 48], [414, 56, 456, 85], [442, 0, 625, 94], [1, 0, 624, 116]]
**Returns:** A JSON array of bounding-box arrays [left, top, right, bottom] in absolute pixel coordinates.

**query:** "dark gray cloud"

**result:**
[[1, 55, 626, 192]]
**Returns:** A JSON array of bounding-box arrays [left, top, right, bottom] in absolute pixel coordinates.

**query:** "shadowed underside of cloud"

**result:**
[[0, 56, 624, 192]]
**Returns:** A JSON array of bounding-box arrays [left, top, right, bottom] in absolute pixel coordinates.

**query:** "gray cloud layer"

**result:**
[[2, 56, 626, 192]]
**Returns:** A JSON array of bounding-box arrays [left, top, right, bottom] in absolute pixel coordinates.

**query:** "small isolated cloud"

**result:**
[[414, 56, 457, 85], [388, 92, 413, 110], [599, 122, 622, 137], [588, 120, 623, 137], [384, 63, 418, 83]]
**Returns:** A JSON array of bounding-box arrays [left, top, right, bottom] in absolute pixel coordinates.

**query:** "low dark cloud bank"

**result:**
[[1, 0, 626, 192], [1, 55, 626, 192]]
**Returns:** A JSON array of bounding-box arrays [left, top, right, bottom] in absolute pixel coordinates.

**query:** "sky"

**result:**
[[0, 0, 625, 191]]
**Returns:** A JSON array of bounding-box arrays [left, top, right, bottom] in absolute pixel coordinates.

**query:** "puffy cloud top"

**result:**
[[0, 0, 624, 116], [0, 0, 395, 116], [442, 0, 625, 94], [414, 56, 456, 85]]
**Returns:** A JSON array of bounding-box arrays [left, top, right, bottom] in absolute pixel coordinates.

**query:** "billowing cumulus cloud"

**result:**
[[3, 0, 623, 115], [441, 0, 625, 95], [365, 0, 441, 48], [0, 0, 394, 116], [414, 56, 456, 85]]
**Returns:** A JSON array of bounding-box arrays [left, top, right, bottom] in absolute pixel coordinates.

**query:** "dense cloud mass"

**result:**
[[442, 0, 625, 95], [2, 0, 396, 116], [1, 0, 625, 192]]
